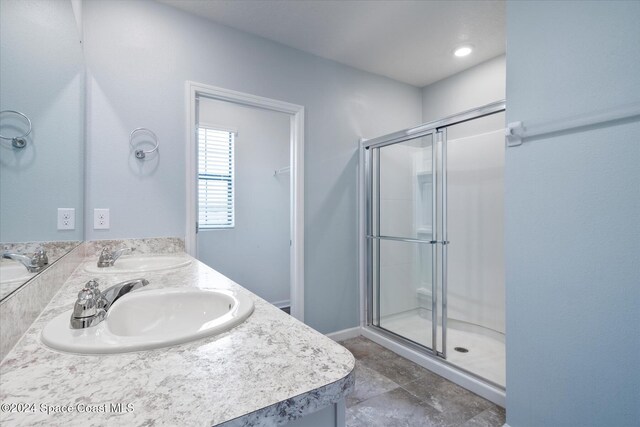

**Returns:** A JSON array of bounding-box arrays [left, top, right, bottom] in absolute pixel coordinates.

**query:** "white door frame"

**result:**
[[185, 81, 305, 322]]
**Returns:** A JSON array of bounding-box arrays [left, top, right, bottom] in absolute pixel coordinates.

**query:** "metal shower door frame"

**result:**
[[434, 129, 448, 358], [364, 129, 444, 357], [362, 100, 506, 361]]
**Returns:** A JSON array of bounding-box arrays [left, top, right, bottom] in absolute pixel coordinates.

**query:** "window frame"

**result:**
[[197, 124, 236, 230]]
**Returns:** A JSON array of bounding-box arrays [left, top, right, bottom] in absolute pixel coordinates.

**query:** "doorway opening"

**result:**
[[186, 82, 305, 321]]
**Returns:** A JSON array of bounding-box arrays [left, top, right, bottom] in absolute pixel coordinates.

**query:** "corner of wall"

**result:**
[[70, 0, 83, 42], [421, 55, 506, 123]]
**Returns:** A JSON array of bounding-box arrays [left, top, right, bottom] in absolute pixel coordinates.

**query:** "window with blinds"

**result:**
[[198, 126, 235, 229]]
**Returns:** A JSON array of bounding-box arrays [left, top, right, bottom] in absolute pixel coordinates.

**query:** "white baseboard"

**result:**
[[503, 424, 511, 427], [326, 326, 362, 342], [271, 299, 291, 309]]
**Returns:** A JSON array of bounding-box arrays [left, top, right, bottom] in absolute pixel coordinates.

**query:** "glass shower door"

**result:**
[[364, 101, 507, 386], [367, 131, 445, 355]]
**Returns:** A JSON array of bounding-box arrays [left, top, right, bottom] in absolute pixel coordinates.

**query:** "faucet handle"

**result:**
[[33, 248, 48, 267], [86, 278, 109, 309], [99, 246, 112, 256], [70, 287, 106, 329], [97, 246, 114, 268], [72, 288, 98, 318], [85, 278, 101, 298]]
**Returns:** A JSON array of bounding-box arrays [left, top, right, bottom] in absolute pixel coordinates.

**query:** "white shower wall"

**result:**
[[446, 121, 505, 334]]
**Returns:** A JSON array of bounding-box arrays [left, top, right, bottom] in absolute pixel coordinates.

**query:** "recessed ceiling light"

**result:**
[[454, 46, 473, 57]]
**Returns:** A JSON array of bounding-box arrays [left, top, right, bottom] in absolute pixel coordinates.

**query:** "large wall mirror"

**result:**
[[0, 0, 85, 300]]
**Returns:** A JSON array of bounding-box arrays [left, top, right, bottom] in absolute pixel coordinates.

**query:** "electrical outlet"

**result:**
[[57, 208, 75, 230], [94, 208, 110, 230]]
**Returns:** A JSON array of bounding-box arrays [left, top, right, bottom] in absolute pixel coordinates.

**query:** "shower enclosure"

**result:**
[[362, 101, 506, 389]]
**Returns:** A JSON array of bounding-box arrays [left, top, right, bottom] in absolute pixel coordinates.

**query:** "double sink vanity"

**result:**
[[0, 240, 355, 426]]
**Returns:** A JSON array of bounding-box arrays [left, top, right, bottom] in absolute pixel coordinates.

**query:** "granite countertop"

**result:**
[[0, 255, 355, 426]]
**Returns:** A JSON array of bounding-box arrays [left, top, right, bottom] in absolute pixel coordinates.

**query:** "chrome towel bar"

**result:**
[[129, 127, 159, 159], [0, 110, 32, 149]]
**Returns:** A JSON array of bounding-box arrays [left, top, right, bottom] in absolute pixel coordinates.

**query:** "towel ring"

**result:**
[[129, 127, 159, 159], [0, 110, 32, 149]]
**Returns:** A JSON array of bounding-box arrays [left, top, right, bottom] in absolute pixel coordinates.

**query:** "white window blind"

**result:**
[[198, 126, 235, 229]]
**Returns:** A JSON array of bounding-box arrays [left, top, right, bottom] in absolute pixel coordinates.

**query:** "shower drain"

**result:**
[[454, 347, 469, 353]]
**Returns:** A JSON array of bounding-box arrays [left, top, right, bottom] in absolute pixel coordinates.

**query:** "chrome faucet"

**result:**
[[97, 246, 134, 268], [2, 248, 48, 273], [70, 278, 149, 329]]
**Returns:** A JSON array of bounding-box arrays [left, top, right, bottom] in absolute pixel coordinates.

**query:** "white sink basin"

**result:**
[[84, 255, 191, 274], [0, 262, 35, 284], [41, 288, 254, 354], [0, 263, 36, 299]]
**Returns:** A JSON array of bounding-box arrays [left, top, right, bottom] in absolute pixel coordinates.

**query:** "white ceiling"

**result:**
[[158, 0, 505, 88]]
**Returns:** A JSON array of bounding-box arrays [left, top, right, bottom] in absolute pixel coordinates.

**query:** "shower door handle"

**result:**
[[429, 240, 450, 245]]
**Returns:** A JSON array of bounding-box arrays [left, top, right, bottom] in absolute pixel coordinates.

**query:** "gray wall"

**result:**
[[83, 0, 422, 333], [505, 1, 640, 426], [0, 0, 84, 242], [197, 98, 290, 305], [422, 55, 505, 123]]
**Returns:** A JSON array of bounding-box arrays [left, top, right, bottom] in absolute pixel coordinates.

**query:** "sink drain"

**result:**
[[454, 347, 469, 353]]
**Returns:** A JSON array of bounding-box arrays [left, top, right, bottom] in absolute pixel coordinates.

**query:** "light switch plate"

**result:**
[[57, 208, 75, 230], [94, 208, 110, 230]]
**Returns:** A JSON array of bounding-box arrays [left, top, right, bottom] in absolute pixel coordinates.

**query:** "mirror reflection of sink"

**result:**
[[0, 263, 36, 298], [84, 255, 191, 274], [0, 262, 35, 283], [41, 288, 254, 354]]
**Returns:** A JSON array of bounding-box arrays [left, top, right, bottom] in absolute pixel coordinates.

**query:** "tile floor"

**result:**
[[340, 337, 505, 427]]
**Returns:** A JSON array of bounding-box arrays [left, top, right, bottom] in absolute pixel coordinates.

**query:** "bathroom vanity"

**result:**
[[0, 245, 354, 426]]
